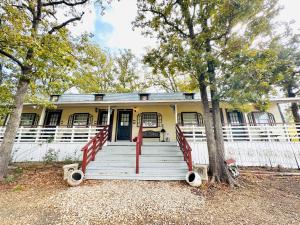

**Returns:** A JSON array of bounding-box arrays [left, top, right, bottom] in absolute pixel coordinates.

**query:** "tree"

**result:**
[[114, 49, 148, 93], [0, 0, 104, 179], [274, 25, 300, 124], [144, 48, 198, 93], [134, 0, 279, 185], [73, 40, 115, 93]]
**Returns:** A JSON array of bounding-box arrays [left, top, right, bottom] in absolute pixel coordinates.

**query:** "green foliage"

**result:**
[[43, 148, 59, 164], [134, 0, 281, 109], [73, 38, 115, 93], [114, 49, 148, 93], [0, 0, 98, 109]]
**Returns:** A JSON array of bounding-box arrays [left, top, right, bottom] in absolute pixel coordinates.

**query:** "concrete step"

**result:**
[[107, 142, 177, 146], [88, 161, 188, 168], [94, 156, 184, 162], [99, 150, 183, 156], [84, 174, 186, 180], [86, 167, 188, 174]]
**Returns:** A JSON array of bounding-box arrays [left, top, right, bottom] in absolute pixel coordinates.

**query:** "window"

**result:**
[[120, 113, 130, 126], [184, 93, 194, 100], [95, 94, 104, 101], [20, 113, 37, 126], [248, 112, 276, 125], [180, 112, 203, 126], [139, 94, 149, 100], [137, 112, 162, 127], [71, 113, 90, 126], [227, 111, 244, 125], [50, 95, 59, 102], [98, 112, 108, 126]]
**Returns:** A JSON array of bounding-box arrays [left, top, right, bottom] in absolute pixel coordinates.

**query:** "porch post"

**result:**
[[106, 105, 111, 145], [107, 105, 111, 126], [174, 104, 178, 124]]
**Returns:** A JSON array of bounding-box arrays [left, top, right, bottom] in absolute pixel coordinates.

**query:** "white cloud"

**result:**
[[278, 0, 300, 29], [100, 0, 156, 56], [55, 3, 97, 36]]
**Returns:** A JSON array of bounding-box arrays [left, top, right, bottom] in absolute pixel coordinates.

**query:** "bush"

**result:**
[[43, 148, 59, 164]]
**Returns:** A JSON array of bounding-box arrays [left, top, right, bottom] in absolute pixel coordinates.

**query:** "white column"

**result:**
[[174, 104, 178, 124], [107, 105, 111, 126], [38, 107, 46, 126]]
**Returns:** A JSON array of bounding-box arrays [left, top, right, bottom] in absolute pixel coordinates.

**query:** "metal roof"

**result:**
[[57, 92, 200, 103]]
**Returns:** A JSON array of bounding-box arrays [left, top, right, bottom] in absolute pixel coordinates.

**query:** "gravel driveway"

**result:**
[[0, 164, 299, 225], [48, 181, 204, 225]]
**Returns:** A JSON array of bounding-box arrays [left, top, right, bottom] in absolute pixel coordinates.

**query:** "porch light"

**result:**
[[160, 127, 166, 142]]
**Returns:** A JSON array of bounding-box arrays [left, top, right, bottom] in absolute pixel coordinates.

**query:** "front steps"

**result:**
[[84, 142, 188, 180]]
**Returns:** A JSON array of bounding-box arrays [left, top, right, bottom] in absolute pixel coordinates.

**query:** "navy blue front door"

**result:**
[[117, 110, 132, 141]]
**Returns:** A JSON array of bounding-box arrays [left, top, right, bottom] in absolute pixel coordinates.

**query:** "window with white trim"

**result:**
[[20, 113, 37, 126], [73, 114, 89, 126], [137, 112, 162, 128], [248, 112, 276, 125], [182, 112, 198, 125]]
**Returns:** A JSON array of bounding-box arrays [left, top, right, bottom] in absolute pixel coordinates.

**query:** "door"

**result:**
[[117, 110, 132, 141], [44, 110, 62, 127]]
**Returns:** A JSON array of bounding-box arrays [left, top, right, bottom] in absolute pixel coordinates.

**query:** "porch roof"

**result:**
[[22, 92, 300, 106]]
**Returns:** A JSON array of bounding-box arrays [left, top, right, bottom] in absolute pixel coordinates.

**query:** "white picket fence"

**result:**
[[0, 126, 105, 143], [180, 125, 300, 169], [180, 124, 300, 142]]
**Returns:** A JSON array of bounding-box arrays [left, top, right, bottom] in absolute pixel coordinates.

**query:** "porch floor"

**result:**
[[84, 142, 188, 180]]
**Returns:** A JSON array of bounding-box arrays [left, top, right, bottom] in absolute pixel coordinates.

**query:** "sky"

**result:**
[[71, 0, 300, 56]]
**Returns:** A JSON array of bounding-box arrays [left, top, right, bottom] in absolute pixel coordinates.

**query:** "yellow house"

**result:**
[[6, 92, 287, 142], [1, 92, 300, 180]]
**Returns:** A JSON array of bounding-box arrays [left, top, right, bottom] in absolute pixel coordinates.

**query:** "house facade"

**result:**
[[1, 92, 286, 143], [1, 92, 300, 179]]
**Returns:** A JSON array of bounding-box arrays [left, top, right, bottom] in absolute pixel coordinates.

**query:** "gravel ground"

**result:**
[[0, 164, 299, 225], [48, 181, 204, 225]]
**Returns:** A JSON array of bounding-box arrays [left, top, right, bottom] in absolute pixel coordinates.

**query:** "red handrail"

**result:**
[[81, 126, 109, 173], [135, 124, 143, 174], [176, 124, 192, 171]]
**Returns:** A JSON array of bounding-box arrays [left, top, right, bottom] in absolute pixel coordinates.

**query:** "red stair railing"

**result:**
[[81, 126, 109, 173], [176, 124, 193, 171], [135, 124, 143, 174]]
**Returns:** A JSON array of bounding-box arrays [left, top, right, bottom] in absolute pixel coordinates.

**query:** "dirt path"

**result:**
[[0, 164, 299, 225]]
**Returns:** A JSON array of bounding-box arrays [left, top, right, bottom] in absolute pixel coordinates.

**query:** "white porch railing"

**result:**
[[180, 124, 300, 142], [0, 126, 106, 143]]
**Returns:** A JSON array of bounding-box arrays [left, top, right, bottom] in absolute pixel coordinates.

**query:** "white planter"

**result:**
[[63, 163, 79, 180], [185, 171, 202, 187], [67, 170, 84, 187]]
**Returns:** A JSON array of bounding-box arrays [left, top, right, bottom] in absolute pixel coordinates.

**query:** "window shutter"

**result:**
[[68, 114, 74, 127], [197, 113, 204, 126], [157, 113, 162, 127], [177, 113, 182, 125], [137, 113, 141, 127], [88, 114, 93, 126], [33, 114, 40, 126]]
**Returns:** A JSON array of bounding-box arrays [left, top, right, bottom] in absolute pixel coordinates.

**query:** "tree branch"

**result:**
[[48, 12, 84, 34], [0, 49, 24, 69], [42, 0, 88, 7], [141, 6, 189, 38]]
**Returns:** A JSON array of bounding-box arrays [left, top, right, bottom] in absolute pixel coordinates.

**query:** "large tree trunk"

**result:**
[[0, 77, 29, 179], [291, 102, 300, 124], [287, 85, 300, 134], [198, 74, 218, 178], [211, 94, 235, 185]]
